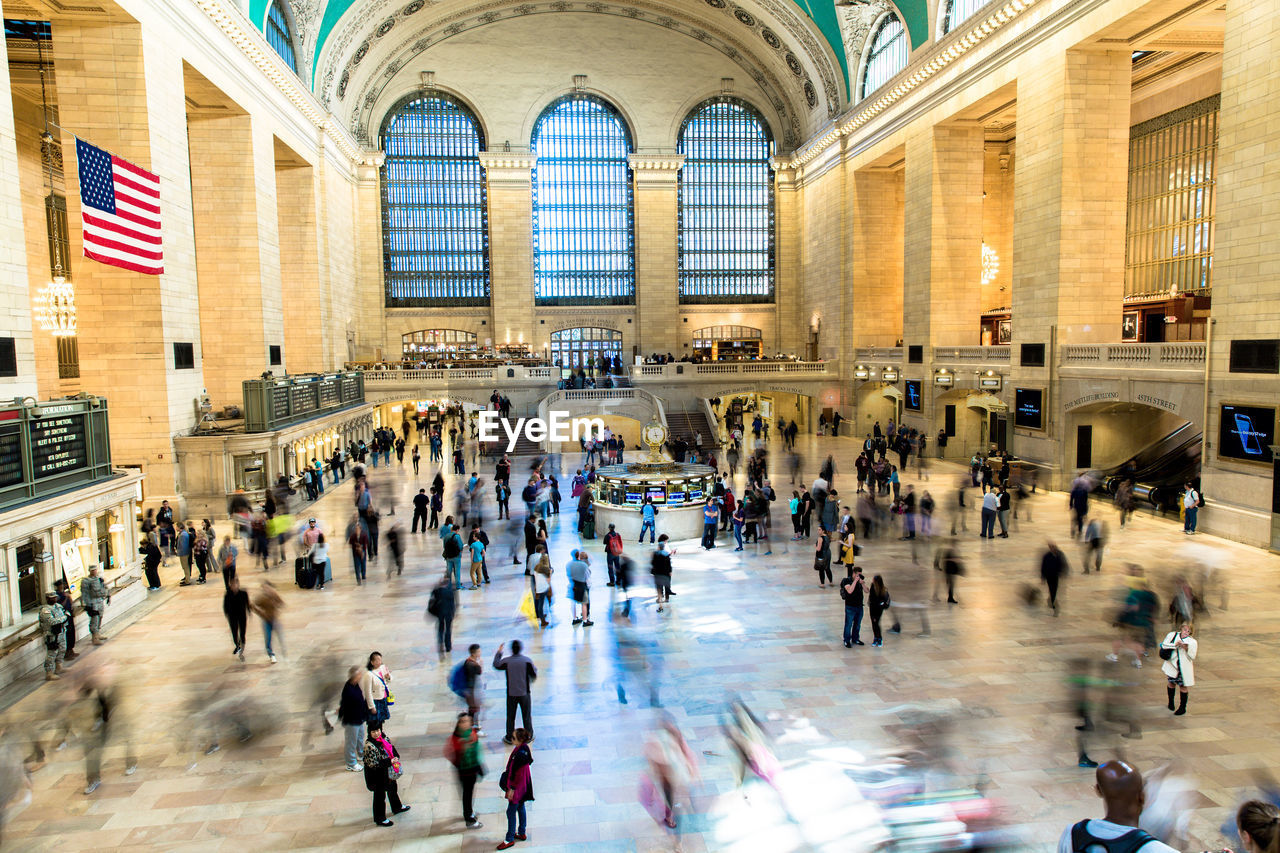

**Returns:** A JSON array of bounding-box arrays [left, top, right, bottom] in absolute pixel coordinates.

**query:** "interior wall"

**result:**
[[850, 167, 905, 347], [1067, 408, 1189, 470], [798, 158, 845, 362], [981, 143, 1014, 314]]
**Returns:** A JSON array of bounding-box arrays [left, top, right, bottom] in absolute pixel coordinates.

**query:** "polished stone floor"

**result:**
[[2, 431, 1276, 852]]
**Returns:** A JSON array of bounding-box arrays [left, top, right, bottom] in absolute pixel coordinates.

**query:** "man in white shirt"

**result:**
[[980, 489, 999, 539], [1181, 482, 1200, 534], [1058, 760, 1180, 853]]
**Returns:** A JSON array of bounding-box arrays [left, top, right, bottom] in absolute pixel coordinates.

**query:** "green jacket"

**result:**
[[38, 603, 66, 638], [83, 576, 109, 608]]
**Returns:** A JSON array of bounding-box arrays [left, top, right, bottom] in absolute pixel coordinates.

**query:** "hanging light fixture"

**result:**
[[33, 31, 76, 337], [981, 242, 1000, 287]]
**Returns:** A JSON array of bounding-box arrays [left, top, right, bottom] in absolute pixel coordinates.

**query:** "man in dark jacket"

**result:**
[[223, 575, 250, 660], [336, 666, 367, 771], [412, 489, 429, 533], [142, 539, 163, 590], [494, 640, 537, 744], [1040, 542, 1068, 614], [429, 575, 456, 658], [522, 516, 537, 571]]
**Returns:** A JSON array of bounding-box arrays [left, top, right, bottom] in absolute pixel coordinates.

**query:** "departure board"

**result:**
[[30, 414, 89, 478], [272, 385, 291, 420], [0, 425, 21, 487], [291, 384, 318, 414]]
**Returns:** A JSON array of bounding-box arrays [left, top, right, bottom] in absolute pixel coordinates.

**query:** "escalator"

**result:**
[[1089, 422, 1202, 510]]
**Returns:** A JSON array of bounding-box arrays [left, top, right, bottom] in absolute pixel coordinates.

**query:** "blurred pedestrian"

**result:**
[[428, 574, 455, 657], [1041, 541, 1069, 615], [446, 712, 484, 831], [643, 716, 698, 831], [251, 581, 284, 663], [223, 576, 250, 661], [651, 535, 673, 613]]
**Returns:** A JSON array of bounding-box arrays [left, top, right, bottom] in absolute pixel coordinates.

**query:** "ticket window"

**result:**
[[15, 541, 39, 614], [235, 455, 266, 492]]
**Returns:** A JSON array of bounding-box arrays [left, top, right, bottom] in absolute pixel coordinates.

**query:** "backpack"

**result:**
[[448, 661, 469, 698], [1068, 821, 1157, 853], [606, 533, 622, 556], [443, 533, 462, 559], [427, 587, 442, 617]]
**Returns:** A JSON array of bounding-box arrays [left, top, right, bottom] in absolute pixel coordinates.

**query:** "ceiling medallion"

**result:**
[[733, 8, 756, 26]]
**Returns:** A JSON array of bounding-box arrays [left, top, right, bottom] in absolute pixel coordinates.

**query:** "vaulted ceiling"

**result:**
[[247, 0, 934, 149]]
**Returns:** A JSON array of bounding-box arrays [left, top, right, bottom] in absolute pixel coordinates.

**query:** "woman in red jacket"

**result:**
[[497, 728, 534, 849]]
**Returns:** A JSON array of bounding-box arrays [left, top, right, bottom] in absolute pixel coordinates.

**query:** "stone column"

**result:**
[[1012, 49, 1129, 347], [352, 157, 384, 362], [187, 112, 271, 406], [0, 5, 37, 399], [1200, 0, 1280, 546], [629, 154, 683, 358], [478, 152, 536, 349], [276, 150, 321, 373], [53, 17, 203, 498], [850, 166, 904, 348], [902, 123, 985, 351], [773, 163, 802, 357]]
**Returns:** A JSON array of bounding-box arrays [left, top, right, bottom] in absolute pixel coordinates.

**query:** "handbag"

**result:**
[[498, 769, 509, 792], [387, 757, 403, 780]]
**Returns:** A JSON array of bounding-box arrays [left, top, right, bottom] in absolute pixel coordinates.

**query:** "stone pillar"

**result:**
[[1012, 50, 1129, 347], [352, 157, 384, 363], [53, 17, 203, 498], [478, 152, 536, 349], [773, 163, 801, 357], [0, 7, 38, 399], [1201, 0, 1280, 547], [629, 154, 683, 358], [850, 166, 904, 348], [187, 112, 271, 406], [902, 123, 984, 351], [276, 150, 321, 373]]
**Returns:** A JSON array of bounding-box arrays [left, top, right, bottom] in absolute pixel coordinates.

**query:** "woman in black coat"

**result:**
[[363, 720, 410, 826]]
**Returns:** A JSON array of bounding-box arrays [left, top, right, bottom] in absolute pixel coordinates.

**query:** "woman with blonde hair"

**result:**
[[532, 547, 553, 629], [1159, 622, 1196, 716]]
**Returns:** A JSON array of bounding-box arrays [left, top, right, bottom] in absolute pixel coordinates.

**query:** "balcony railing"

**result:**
[[932, 346, 1012, 363], [1061, 343, 1206, 368], [629, 361, 830, 380], [854, 347, 904, 361], [359, 366, 559, 384]]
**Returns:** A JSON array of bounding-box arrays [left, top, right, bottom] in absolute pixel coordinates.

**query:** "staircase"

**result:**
[[666, 410, 717, 450], [479, 417, 543, 457]]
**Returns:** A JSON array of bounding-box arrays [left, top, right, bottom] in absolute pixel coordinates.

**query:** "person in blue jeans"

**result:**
[[639, 497, 657, 543], [980, 490, 999, 539], [1182, 483, 1199, 534], [496, 729, 534, 850], [840, 566, 866, 647]]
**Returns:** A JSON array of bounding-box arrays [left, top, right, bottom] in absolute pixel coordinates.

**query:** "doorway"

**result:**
[[1143, 313, 1165, 343], [1076, 424, 1093, 469], [944, 404, 956, 437], [989, 413, 1008, 453]]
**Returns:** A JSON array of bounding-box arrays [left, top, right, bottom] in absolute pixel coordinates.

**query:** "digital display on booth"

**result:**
[[647, 487, 667, 504], [668, 491, 686, 504], [625, 491, 643, 505], [1014, 388, 1044, 430], [904, 380, 922, 411], [1218, 404, 1275, 463], [689, 489, 704, 502]]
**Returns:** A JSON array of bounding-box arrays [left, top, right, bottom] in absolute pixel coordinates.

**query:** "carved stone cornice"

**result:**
[[628, 153, 685, 185], [477, 152, 539, 171]]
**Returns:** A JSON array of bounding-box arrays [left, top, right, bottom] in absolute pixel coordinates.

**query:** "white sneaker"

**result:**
[[84, 780, 100, 795], [1105, 653, 1119, 663], [125, 764, 137, 776], [1131, 658, 1142, 668], [269, 655, 278, 663]]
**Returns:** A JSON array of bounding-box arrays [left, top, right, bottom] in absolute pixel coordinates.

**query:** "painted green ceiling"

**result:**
[[250, 0, 931, 98]]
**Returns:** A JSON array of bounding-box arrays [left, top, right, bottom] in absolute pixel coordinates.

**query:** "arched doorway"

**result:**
[[549, 327, 622, 374], [401, 329, 478, 359], [692, 325, 762, 361]]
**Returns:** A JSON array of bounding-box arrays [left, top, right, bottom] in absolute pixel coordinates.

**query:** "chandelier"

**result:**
[[981, 243, 1000, 286], [36, 275, 77, 336]]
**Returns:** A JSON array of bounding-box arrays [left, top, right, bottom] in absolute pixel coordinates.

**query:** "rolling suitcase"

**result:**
[[582, 514, 596, 540], [295, 556, 316, 589]]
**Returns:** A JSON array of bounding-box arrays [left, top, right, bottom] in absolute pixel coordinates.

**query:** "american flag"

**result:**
[[75, 138, 163, 275]]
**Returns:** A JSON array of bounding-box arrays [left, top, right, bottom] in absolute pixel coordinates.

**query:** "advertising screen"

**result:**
[[625, 490, 643, 505], [1014, 388, 1044, 430], [1219, 404, 1275, 463], [904, 380, 922, 411], [647, 487, 667, 504]]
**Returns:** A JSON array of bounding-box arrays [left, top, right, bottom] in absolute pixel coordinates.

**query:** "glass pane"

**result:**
[[861, 14, 908, 100]]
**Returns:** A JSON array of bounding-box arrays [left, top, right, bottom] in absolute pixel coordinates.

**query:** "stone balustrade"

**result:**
[[1060, 342, 1206, 368]]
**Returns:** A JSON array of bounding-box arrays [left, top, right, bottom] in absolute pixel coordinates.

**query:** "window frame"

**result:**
[[859, 12, 909, 101], [531, 94, 636, 307], [264, 0, 300, 74], [939, 0, 993, 36], [677, 97, 776, 305], [379, 92, 492, 308]]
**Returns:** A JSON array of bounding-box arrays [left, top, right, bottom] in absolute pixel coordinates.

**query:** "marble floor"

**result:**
[[2, 431, 1276, 853]]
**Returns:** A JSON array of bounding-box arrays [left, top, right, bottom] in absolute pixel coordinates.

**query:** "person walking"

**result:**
[[1041, 541, 1069, 615], [428, 574, 456, 657], [868, 574, 894, 647], [217, 535, 238, 589], [251, 581, 284, 663], [496, 728, 534, 850], [468, 534, 486, 590], [651, 535, 673, 613], [411, 445, 420, 475], [532, 551, 553, 628], [362, 720, 410, 827], [446, 712, 484, 830], [193, 531, 210, 584], [840, 566, 865, 647], [223, 576, 250, 661], [336, 666, 367, 772], [82, 565, 110, 644], [461, 643, 485, 724], [142, 538, 163, 590], [1160, 623, 1196, 716], [1058, 760, 1180, 853], [493, 641, 537, 744], [38, 591, 68, 680], [1181, 482, 1200, 534], [567, 549, 593, 627], [442, 523, 465, 590], [603, 524, 623, 587]]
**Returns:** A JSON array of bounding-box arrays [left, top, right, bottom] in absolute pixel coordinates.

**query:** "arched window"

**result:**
[[860, 13, 908, 101], [678, 98, 774, 304], [380, 94, 490, 307], [549, 327, 622, 372], [532, 95, 635, 305], [265, 0, 299, 73], [941, 0, 988, 34]]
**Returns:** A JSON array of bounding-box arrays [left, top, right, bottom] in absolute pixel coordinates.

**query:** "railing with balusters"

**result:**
[[1061, 343, 1206, 367]]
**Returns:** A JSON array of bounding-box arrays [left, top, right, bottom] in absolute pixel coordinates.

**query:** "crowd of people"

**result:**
[[7, 395, 1264, 853]]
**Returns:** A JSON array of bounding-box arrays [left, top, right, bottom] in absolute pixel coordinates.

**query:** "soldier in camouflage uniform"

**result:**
[[38, 592, 68, 680]]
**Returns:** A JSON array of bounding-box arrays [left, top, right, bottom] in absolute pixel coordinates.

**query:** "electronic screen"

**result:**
[[1219, 404, 1275, 463], [625, 491, 643, 505], [667, 491, 686, 505], [689, 489, 704, 502], [1014, 388, 1044, 430], [647, 487, 667, 504], [904, 380, 922, 411]]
